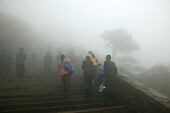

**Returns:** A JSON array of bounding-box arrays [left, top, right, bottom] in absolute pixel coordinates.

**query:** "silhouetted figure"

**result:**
[[82, 56, 94, 97], [88, 51, 98, 81], [16, 47, 27, 77], [58, 55, 72, 97], [103, 55, 117, 99], [0, 49, 12, 76], [44, 52, 53, 75]]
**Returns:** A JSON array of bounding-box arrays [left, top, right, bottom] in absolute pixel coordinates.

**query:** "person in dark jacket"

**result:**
[[82, 56, 94, 97], [103, 55, 117, 99], [16, 47, 27, 77], [44, 51, 53, 75], [0, 49, 12, 76]]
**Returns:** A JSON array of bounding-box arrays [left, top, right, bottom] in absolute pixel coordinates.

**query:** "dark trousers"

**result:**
[[61, 73, 71, 96], [92, 66, 98, 80], [105, 80, 116, 99], [16, 64, 25, 77], [84, 74, 93, 96], [44, 64, 51, 75], [0, 65, 10, 76], [96, 74, 103, 91]]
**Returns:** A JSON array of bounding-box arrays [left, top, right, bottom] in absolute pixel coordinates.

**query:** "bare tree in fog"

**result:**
[[101, 29, 139, 60]]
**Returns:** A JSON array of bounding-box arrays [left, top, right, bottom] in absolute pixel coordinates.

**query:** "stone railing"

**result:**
[[115, 74, 170, 113]]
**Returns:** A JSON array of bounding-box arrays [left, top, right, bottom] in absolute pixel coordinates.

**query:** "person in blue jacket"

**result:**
[[96, 63, 104, 84]]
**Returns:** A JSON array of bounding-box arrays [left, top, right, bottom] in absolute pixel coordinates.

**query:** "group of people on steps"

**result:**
[[0, 48, 117, 99], [58, 51, 117, 99], [0, 47, 27, 77]]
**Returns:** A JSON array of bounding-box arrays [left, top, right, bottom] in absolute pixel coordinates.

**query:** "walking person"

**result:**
[[58, 54, 72, 97], [96, 63, 104, 92], [44, 51, 53, 75], [82, 56, 94, 97], [88, 51, 98, 82], [95, 64, 104, 83], [16, 47, 27, 77], [103, 55, 117, 99], [0, 49, 12, 76]]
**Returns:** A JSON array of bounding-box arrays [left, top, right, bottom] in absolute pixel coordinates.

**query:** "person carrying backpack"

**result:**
[[58, 54, 72, 97]]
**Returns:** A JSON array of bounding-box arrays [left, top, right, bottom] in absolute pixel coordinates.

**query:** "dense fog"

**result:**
[[0, 0, 170, 97]]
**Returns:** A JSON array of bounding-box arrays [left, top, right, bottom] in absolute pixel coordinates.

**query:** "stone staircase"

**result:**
[[0, 75, 129, 113]]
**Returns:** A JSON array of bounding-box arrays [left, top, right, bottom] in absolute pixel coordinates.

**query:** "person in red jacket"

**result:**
[[58, 54, 72, 97]]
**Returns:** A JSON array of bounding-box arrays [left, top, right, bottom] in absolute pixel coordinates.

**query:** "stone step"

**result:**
[[0, 80, 85, 86], [0, 87, 101, 94], [0, 88, 102, 95], [0, 84, 100, 91], [0, 95, 108, 105], [0, 97, 112, 109], [0, 84, 87, 90], [0, 100, 119, 113], [0, 91, 108, 99], [0, 75, 120, 113], [57, 106, 128, 113]]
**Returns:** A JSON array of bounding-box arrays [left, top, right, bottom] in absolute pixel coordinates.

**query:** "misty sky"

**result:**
[[0, 0, 170, 67]]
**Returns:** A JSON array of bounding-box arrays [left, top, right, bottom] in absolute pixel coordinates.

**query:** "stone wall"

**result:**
[[115, 74, 170, 113]]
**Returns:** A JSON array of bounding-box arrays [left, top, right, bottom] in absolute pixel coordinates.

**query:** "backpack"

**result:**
[[64, 59, 74, 74]]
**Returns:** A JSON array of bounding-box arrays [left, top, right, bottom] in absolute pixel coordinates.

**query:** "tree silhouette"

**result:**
[[101, 28, 139, 60]]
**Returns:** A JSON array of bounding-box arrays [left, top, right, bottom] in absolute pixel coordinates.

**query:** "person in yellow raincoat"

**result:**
[[88, 51, 98, 82]]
